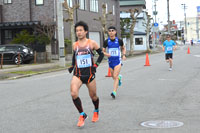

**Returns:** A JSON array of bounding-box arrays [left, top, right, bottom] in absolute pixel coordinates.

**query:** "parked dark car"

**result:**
[[0, 44, 34, 64]]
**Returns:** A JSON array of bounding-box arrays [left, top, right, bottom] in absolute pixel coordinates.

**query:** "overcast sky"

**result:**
[[146, 0, 200, 25]]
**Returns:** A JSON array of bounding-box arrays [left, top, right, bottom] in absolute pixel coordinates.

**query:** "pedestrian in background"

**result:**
[[191, 39, 194, 46]]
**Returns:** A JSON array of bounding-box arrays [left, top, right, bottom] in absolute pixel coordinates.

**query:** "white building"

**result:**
[[187, 17, 200, 42], [120, 11, 148, 51]]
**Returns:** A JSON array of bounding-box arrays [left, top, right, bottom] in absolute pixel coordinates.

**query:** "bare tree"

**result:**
[[94, 3, 113, 40], [143, 12, 153, 51], [63, 0, 79, 52], [35, 22, 56, 61], [35, 22, 56, 44], [127, 9, 140, 55]]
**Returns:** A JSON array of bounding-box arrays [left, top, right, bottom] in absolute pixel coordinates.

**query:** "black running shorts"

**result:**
[[165, 53, 173, 60], [76, 74, 95, 84]]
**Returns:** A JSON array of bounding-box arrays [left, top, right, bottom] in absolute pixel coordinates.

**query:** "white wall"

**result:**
[[89, 32, 100, 46], [134, 35, 147, 50], [123, 35, 147, 51]]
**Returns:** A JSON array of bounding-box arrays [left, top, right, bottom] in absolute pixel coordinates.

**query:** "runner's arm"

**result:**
[[119, 39, 126, 60], [93, 41, 104, 67], [162, 42, 165, 51], [102, 40, 111, 57], [68, 44, 76, 73]]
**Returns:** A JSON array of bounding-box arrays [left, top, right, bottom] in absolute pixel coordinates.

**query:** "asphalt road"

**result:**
[[0, 44, 200, 133]]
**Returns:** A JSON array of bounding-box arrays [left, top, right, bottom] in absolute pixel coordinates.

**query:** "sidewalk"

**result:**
[[0, 48, 163, 80], [0, 60, 69, 80]]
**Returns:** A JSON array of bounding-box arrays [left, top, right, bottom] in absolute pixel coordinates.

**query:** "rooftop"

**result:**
[[120, 0, 146, 6]]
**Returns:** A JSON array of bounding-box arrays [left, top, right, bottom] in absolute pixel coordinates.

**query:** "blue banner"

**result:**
[[197, 6, 200, 12]]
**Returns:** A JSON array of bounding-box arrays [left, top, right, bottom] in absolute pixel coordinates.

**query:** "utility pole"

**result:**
[[57, 0, 65, 67], [167, 0, 170, 34], [197, 6, 200, 41], [154, 0, 158, 23], [182, 4, 187, 41], [152, 0, 158, 49]]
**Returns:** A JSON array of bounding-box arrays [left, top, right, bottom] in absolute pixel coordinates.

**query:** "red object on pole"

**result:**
[[1, 53, 3, 69], [18, 53, 20, 66]]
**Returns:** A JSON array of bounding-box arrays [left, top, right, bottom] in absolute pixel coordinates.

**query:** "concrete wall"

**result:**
[[31, 0, 55, 23], [1, 0, 55, 23], [1, 0, 31, 22], [63, 0, 121, 47]]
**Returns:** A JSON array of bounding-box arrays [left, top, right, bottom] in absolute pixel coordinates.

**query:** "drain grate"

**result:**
[[141, 120, 184, 128]]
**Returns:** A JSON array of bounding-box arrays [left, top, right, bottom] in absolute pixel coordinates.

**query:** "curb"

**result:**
[[7, 67, 67, 80]]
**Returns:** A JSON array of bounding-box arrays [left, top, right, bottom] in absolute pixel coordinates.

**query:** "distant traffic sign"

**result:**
[[197, 6, 200, 12], [154, 23, 159, 27]]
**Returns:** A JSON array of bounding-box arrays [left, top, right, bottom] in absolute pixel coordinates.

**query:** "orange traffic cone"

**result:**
[[105, 68, 112, 77], [187, 46, 190, 54], [144, 53, 151, 66]]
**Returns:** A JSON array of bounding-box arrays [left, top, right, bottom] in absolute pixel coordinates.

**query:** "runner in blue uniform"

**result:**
[[162, 35, 177, 71], [103, 26, 126, 99]]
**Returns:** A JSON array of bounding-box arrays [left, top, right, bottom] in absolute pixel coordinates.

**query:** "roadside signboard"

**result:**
[[197, 6, 200, 12], [154, 23, 159, 27]]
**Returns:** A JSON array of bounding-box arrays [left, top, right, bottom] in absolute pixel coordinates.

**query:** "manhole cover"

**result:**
[[141, 120, 184, 128]]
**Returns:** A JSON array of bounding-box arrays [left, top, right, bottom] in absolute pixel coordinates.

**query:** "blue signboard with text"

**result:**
[[197, 6, 200, 12]]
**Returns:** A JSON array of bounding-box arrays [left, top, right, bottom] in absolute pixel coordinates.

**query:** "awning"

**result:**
[[0, 21, 40, 29], [123, 29, 147, 35]]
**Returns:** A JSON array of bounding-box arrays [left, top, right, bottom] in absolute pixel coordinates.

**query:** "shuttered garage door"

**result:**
[[89, 32, 100, 46]]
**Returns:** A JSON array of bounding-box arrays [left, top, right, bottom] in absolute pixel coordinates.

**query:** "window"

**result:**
[[35, 0, 44, 5], [0, 46, 5, 52], [67, 0, 73, 8], [113, 5, 115, 15], [4, 0, 12, 4], [90, 0, 98, 12], [135, 37, 143, 45], [79, 0, 87, 10], [4, 30, 12, 40]]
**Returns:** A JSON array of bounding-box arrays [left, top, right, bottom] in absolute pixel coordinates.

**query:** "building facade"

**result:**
[[0, 0, 120, 58], [187, 17, 200, 42], [119, 0, 147, 51]]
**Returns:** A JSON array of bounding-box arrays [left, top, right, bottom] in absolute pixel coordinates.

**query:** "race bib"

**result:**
[[109, 48, 119, 56], [167, 47, 172, 51], [77, 54, 92, 68]]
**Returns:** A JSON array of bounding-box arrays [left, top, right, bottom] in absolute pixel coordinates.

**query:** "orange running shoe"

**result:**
[[77, 113, 87, 127], [92, 111, 99, 122]]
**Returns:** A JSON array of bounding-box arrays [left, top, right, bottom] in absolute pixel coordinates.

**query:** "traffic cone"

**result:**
[[144, 53, 151, 66], [105, 68, 112, 77], [187, 46, 190, 54]]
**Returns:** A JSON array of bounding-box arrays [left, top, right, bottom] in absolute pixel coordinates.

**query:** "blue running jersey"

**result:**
[[107, 37, 121, 62], [163, 40, 176, 54]]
